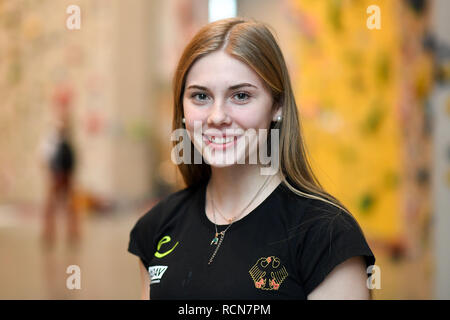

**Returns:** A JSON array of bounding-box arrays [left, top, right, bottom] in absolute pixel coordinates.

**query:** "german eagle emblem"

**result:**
[[249, 256, 288, 290]]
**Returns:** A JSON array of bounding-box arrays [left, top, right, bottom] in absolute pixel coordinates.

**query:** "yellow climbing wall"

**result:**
[[289, 0, 403, 241]]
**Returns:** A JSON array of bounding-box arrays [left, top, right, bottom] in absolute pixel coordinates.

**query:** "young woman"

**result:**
[[128, 17, 375, 300]]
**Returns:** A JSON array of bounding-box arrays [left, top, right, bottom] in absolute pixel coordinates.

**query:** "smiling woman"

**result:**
[[128, 17, 376, 300]]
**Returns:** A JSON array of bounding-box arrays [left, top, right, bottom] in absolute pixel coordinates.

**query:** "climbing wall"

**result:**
[[286, 0, 434, 298]]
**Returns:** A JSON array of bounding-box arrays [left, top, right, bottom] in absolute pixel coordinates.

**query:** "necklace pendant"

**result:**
[[210, 233, 219, 245]]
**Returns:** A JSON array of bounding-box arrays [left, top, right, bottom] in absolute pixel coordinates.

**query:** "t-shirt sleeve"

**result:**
[[298, 203, 376, 297], [128, 202, 164, 270]]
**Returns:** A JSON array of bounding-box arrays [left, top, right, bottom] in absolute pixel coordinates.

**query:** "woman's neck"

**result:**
[[206, 164, 282, 224]]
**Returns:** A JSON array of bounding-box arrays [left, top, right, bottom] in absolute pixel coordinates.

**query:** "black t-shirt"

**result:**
[[128, 182, 376, 300]]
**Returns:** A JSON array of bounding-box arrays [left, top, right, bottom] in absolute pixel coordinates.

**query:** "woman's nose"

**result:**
[[207, 100, 231, 126]]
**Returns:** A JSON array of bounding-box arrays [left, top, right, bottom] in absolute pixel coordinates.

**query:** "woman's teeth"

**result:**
[[207, 136, 234, 144]]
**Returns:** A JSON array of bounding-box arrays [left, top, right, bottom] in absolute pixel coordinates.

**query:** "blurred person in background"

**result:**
[[40, 84, 78, 249]]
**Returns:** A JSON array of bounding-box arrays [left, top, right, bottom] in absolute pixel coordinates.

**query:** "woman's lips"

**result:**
[[203, 135, 238, 150]]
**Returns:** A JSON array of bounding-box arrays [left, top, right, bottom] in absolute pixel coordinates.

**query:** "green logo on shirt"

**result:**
[[154, 236, 179, 258]]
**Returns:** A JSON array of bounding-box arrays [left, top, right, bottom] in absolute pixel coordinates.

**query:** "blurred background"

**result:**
[[0, 0, 449, 299]]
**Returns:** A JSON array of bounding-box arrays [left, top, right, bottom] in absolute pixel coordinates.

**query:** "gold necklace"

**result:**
[[207, 175, 274, 265]]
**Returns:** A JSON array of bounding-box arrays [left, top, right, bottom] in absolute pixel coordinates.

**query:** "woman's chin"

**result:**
[[202, 156, 239, 167], [191, 140, 253, 167], [202, 151, 247, 168]]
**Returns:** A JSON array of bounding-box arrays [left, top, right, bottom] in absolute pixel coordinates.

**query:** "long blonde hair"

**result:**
[[172, 17, 350, 215]]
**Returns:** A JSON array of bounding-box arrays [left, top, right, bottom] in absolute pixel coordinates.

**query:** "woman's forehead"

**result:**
[[185, 51, 264, 90]]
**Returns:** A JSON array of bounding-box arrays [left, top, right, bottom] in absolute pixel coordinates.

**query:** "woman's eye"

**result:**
[[192, 93, 209, 101], [233, 92, 250, 102]]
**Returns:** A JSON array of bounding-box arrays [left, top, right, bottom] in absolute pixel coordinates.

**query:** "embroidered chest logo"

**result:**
[[154, 235, 179, 258], [148, 265, 168, 284], [249, 256, 288, 291]]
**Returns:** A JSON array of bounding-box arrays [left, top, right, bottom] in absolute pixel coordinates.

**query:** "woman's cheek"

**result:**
[[232, 111, 271, 130], [182, 105, 197, 129]]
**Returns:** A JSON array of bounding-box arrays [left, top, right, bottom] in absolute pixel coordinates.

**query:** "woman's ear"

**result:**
[[272, 105, 282, 122]]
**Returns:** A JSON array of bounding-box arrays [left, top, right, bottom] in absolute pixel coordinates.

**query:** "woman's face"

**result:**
[[183, 50, 281, 167]]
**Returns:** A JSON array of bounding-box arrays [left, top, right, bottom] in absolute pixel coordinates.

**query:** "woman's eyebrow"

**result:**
[[229, 83, 258, 90], [185, 83, 258, 91], [185, 85, 209, 91]]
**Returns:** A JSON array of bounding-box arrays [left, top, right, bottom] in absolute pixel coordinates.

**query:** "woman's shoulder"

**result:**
[[275, 187, 372, 263], [160, 184, 202, 206], [275, 184, 361, 233], [135, 184, 204, 227]]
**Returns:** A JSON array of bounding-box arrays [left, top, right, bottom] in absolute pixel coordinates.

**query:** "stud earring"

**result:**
[[182, 117, 186, 124], [276, 115, 282, 122]]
